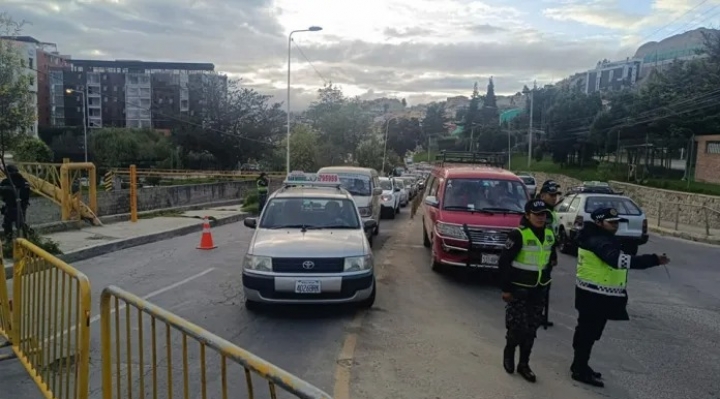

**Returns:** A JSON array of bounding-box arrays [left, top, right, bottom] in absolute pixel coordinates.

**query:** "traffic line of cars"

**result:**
[[240, 168, 426, 311]]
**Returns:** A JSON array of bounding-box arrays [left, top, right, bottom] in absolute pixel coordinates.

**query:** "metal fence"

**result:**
[[100, 285, 333, 399], [656, 202, 720, 235], [7, 238, 92, 399]]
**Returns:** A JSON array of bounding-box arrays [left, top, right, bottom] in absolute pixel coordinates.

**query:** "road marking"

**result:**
[[333, 312, 364, 399], [42, 268, 216, 346]]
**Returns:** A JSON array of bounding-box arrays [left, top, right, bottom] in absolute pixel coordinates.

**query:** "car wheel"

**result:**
[[396, 205, 400, 214], [559, 229, 577, 256], [358, 283, 376, 309], [423, 221, 431, 248], [373, 221, 380, 236], [389, 207, 396, 219]]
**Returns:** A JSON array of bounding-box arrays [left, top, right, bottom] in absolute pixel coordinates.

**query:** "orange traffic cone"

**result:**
[[197, 216, 217, 250]]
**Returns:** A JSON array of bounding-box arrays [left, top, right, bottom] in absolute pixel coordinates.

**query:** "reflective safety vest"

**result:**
[[256, 178, 269, 193], [511, 227, 554, 288], [576, 248, 628, 297]]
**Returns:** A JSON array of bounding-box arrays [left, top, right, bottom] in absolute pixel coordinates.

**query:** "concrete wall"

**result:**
[[25, 180, 282, 225], [532, 172, 720, 229]]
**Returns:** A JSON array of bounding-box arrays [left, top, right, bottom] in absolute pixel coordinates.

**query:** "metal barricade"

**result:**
[[11, 238, 91, 399], [100, 285, 333, 399], [0, 244, 12, 341]]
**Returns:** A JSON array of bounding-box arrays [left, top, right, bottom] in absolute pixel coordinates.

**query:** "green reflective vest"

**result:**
[[256, 178, 268, 193], [576, 248, 628, 297], [511, 227, 554, 288]]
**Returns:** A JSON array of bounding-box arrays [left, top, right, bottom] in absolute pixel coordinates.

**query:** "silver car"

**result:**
[[241, 182, 377, 310]]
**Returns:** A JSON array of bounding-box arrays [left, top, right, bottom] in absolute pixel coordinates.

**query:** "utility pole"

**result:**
[[527, 81, 535, 168]]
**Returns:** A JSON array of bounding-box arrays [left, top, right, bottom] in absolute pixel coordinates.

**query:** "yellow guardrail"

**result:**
[[7, 238, 92, 399], [100, 285, 332, 399]]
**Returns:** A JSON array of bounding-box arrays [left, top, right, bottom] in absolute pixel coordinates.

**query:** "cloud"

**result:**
[[4, 0, 641, 111], [543, 0, 643, 30]]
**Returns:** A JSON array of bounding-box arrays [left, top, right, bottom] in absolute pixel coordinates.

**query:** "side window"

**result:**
[[428, 177, 440, 197], [423, 176, 435, 197], [556, 196, 573, 213], [568, 197, 581, 213]]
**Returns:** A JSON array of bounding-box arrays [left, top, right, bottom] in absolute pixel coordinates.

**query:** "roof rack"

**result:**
[[435, 151, 507, 168], [282, 172, 344, 189], [566, 185, 623, 195]]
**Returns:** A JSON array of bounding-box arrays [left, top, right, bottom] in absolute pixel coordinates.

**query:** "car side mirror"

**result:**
[[372, 187, 383, 196], [424, 196, 439, 207], [363, 219, 377, 231], [243, 217, 257, 229]]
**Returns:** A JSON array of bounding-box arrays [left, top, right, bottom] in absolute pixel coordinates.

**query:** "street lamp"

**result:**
[[286, 26, 323, 174], [66, 88, 88, 162], [382, 117, 397, 176]]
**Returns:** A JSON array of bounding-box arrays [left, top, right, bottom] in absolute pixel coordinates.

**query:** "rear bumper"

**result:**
[[242, 271, 374, 304]]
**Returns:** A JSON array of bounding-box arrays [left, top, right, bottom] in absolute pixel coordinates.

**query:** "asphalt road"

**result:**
[[0, 208, 404, 399], [350, 215, 720, 399], [2, 207, 719, 399]]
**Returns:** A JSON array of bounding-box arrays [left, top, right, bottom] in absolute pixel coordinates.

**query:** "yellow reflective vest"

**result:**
[[510, 227, 554, 288], [576, 248, 629, 297]]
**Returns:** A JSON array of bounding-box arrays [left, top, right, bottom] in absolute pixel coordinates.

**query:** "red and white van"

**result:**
[[421, 159, 529, 272]]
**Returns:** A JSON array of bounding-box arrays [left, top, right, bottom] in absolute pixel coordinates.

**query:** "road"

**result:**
[[2, 207, 720, 399]]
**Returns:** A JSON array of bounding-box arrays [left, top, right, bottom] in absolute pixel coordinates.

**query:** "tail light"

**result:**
[[642, 219, 647, 234]]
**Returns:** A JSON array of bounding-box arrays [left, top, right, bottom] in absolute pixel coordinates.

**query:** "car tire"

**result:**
[[373, 221, 380, 236], [244, 299, 261, 312], [358, 283, 376, 309], [559, 229, 578, 256], [389, 208, 396, 219], [423, 221, 431, 248]]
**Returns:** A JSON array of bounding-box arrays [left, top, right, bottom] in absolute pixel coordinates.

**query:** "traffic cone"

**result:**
[[197, 216, 217, 250]]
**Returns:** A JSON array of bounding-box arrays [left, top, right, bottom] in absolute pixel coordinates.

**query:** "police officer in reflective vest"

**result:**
[[256, 172, 269, 212], [571, 207, 670, 387], [537, 180, 561, 328], [499, 199, 556, 383]]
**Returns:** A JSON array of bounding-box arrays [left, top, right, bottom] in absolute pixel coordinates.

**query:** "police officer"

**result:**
[[256, 172, 269, 212], [536, 180, 561, 328], [571, 207, 670, 387], [0, 164, 31, 241], [499, 199, 556, 383]]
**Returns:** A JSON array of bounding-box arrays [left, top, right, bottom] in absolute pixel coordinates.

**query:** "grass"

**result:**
[[510, 154, 720, 196]]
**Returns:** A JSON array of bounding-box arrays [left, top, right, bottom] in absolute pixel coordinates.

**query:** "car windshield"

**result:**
[[519, 176, 535, 185], [334, 174, 371, 196], [379, 180, 393, 191], [442, 178, 527, 212], [584, 196, 642, 216], [259, 198, 361, 229], [396, 180, 405, 189]]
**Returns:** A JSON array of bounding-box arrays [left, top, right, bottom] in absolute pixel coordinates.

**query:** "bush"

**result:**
[[13, 137, 54, 162], [2, 228, 63, 259], [241, 202, 259, 214], [244, 191, 258, 206]]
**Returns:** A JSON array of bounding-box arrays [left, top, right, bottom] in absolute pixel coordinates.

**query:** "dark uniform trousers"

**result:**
[[506, 287, 547, 362]]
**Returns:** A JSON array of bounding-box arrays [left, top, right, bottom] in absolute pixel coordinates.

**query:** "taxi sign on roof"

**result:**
[[283, 172, 341, 186]]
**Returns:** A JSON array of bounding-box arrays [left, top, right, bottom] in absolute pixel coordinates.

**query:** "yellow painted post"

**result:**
[[88, 164, 98, 214], [59, 164, 71, 221], [130, 165, 138, 222]]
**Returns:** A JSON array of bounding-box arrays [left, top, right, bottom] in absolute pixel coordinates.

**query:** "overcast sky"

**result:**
[[5, 0, 720, 110]]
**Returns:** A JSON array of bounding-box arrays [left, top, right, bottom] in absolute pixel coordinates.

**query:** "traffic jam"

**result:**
[[241, 151, 649, 310]]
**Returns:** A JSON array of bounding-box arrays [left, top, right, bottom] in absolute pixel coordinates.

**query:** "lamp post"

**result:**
[[66, 88, 88, 162], [287, 26, 323, 174], [382, 117, 398, 176]]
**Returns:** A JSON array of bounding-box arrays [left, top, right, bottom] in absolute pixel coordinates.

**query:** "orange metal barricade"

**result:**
[[100, 285, 333, 399]]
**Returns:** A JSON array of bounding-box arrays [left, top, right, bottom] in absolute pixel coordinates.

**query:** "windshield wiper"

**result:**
[[321, 225, 357, 229], [272, 224, 322, 231], [443, 206, 494, 214], [479, 207, 524, 214]]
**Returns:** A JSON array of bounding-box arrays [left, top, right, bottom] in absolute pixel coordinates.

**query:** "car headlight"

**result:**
[[436, 222, 468, 240], [357, 207, 371, 217], [381, 194, 393, 201], [344, 255, 373, 272], [243, 255, 272, 271]]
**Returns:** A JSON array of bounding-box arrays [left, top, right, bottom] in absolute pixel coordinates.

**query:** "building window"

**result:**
[[28, 58, 34, 69], [706, 141, 720, 154]]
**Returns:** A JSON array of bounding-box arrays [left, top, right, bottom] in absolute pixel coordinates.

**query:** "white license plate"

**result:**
[[295, 280, 322, 294], [481, 254, 499, 265]]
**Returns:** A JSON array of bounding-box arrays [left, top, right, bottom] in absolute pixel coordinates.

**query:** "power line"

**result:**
[[292, 39, 328, 84], [632, 0, 710, 45]]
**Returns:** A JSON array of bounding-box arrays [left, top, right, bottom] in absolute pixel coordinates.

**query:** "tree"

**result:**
[[286, 124, 321, 172], [90, 128, 174, 168], [422, 103, 449, 139], [172, 79, 286, 169], [0, 14, 35, 159], [13, 136, 53, 162], [386, 117, 422, 157]]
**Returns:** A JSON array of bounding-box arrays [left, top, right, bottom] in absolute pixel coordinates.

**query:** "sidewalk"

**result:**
[[4, 205, 249, 279], [647, 217, 720, 245]]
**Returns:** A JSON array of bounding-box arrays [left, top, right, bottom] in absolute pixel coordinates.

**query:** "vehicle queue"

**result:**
[[242, 150, 671, 389]]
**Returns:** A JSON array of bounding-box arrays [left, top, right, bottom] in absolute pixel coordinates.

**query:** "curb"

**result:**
[[648, 225, 720, 246], [4, 212, 248, 280]]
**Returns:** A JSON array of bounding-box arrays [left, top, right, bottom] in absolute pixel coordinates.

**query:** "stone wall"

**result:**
[[24, 180, 282, 225], [532, 172, 720, 229]]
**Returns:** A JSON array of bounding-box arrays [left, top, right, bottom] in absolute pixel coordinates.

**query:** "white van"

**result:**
[[317, 166, 383, 237]]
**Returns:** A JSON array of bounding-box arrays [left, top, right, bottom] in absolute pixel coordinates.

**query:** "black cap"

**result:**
[[525, 199, 551, 214], [6, 164, 18, 174], [591, 207, 628, 223], [539, 181, 561, 194]]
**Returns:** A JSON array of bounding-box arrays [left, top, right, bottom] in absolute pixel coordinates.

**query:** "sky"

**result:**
[[4, 0, 720, 110]]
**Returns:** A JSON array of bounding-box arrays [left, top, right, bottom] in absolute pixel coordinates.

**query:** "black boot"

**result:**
[[517, 338, 536, 382], [571, 343, 604, 387], [503, 338, 517, 374]]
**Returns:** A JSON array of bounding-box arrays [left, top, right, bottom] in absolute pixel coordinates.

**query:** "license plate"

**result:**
[[481, 254, 499, 265], [295, 280, 322, 294]]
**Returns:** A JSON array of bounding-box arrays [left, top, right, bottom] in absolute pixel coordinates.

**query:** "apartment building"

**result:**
[[50, 59, 222, 130], [0, 36, 45, 137]]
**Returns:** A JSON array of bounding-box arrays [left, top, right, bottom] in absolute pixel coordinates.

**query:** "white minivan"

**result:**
[[317, 166, 383, 236]]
